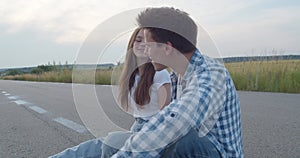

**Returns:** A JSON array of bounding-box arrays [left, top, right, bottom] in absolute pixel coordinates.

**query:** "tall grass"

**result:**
[[2, 60, 299, 93], [3, 68, 113, 85], [2, 69, 73, 83], [225, 60, 300, 93]]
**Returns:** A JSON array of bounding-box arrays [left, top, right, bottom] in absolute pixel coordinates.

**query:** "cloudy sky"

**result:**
[[0, 0, 299, 68]]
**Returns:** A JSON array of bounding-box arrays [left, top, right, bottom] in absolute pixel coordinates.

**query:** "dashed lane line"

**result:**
[[8, 96, 18, 100], [29, 106, 48, 114], [3, 91, 88, 134], [13, 100, 30, 105], [53, 117, 88, 133]]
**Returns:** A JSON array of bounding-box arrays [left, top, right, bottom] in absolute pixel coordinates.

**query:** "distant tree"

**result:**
[[53, 60, 57, 71], [31, 67, 43, 75], [37, 65, 53, 72], [58, 62, 62, 68], [6, 69, 20, 76]]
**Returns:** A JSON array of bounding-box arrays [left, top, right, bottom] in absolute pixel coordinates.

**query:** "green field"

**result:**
[[1, 60, 300, 93], [225, 60, 300, 93]]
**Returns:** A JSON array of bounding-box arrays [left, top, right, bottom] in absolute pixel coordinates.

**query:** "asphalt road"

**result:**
[[0, 80, 299, 158]]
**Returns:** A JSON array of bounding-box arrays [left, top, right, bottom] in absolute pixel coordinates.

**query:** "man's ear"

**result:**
[[165, 41, 173, 56]]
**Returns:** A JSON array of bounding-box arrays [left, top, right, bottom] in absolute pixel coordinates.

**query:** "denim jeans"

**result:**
[[48, 138, 103, 158], [101, 118, 148, 158], [49, 119, 147, 158], [101, 131, 131, 158], [101, 129, 221, 158], [161, 129, 221, 158], [50, 129, 221, 158]]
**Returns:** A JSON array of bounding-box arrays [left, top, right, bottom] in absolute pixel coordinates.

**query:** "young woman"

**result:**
[[118, 27, 171, 132], [100, 28, 171, 157]]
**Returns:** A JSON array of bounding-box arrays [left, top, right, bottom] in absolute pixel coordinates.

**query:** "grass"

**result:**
[[2, 68, 113, 85], [1, 60, 300, 93], [3, 69, 73, 83], [225, 60, 300, 93]]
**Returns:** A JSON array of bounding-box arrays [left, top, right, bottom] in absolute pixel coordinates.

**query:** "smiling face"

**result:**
[[132, 29, 147, 59], [144, 29, 168, 71]]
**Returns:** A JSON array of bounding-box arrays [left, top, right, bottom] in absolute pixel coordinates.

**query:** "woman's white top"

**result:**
[[129, 69, 171, 120]]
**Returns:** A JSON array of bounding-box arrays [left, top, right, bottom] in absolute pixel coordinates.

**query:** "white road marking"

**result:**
[[4, 93, 10, 96], [14, 100, 29, 105], [2, 91, 6, 94], [53, 117, 87, 133], [29, 106, 48, 114], [8, 96, 18, 100], [6, 94, 88, 135]]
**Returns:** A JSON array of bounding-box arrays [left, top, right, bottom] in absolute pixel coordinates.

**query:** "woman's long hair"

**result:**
[[118, 28, 156, 111]]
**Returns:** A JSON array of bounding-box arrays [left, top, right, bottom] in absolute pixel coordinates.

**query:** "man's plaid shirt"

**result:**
[[113, 50, 244, 158]]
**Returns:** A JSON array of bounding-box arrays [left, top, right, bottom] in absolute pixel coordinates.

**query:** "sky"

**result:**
[[0, 0, 299, 68]]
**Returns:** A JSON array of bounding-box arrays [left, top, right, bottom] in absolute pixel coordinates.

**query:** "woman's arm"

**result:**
[[158, 83, 171, 110]]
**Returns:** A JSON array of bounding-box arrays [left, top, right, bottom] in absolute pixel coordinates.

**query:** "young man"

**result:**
[[111, 7, 244, 158], [50, 7, 243, 158]]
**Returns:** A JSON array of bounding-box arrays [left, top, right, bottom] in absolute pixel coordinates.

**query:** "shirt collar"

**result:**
[[181, 49, 203, 80]]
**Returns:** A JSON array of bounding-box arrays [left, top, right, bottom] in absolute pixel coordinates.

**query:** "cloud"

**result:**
[[207, 5, 300, 56], [0, 0, 143, 44], [0, 0, 259, 44], [0, 0, 299, 56]]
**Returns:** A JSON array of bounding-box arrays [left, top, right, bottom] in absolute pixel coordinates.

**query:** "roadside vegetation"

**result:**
[[0, 63, 112, 85], [225, 60, 300, 93], [1, 59, 299, 93]]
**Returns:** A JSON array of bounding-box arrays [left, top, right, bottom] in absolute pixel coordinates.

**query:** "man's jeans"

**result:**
[[49, 129, 221, 158], [161, 129, 221, 158], [49, 138, 103, 158]]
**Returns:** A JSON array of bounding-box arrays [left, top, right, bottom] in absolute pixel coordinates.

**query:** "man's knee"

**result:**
[[101, 131, 131, 158], [162, 130, 221, 158], [101, 143, 119, 158]]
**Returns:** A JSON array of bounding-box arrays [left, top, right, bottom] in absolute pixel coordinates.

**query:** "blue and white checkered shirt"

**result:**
[[112, 50, 244, 158]]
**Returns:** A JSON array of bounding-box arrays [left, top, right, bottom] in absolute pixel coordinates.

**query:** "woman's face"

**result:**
[[133, 29, 147, 58]]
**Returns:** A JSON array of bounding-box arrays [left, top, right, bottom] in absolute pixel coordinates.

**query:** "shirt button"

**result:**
[[170, 113, 175, 117]]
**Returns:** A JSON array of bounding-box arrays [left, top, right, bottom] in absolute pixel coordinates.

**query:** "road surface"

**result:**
[[0, 80, 299, 157]]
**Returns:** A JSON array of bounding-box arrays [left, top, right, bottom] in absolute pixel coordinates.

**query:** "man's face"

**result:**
[[144, 29, 168, 71]]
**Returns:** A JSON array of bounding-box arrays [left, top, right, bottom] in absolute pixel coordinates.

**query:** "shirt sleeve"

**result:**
[[153, 69, 171, 88], [112, 67, 227, 158]]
